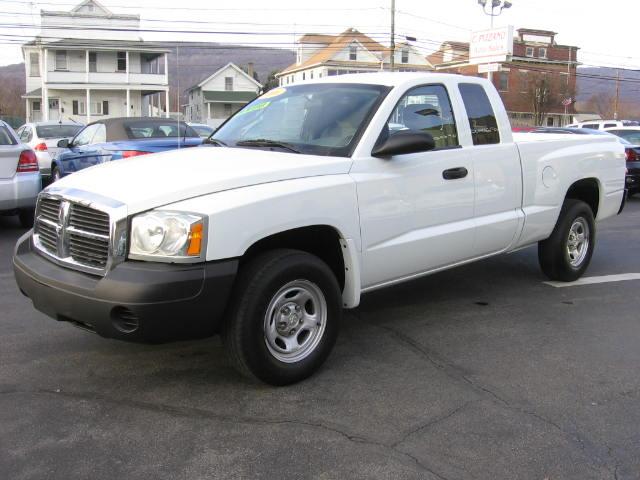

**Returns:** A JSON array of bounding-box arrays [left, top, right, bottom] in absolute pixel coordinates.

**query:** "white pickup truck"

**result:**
[[14, 73, 626, 385]]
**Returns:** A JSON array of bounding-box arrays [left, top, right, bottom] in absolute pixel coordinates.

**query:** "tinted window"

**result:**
[[36, 124, 82, 138], [607, 129, 640, 145], [0, 126, 17, 145], [458, 83, 500, 145], [603, 123, 617, 128], [20, 126, 32, 142], [72, 124, 100, 146], [123, 121, 198, 139], [382, 84, 458, 149], [581, 124, 599, 130], [622, 121, 640, 127]]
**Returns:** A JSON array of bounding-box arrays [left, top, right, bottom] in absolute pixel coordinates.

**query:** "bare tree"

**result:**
[[527, 74, 554, 126]]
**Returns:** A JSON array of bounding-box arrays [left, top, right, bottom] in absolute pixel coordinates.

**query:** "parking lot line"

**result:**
[[544, 273, 640, 288]]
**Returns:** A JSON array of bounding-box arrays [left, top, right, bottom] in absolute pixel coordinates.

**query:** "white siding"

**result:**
[[200, 65, 259, 93]]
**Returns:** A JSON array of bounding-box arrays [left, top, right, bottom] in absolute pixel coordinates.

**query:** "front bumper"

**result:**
[[13, 233, 238, 343], [0, 172, 41, 211]]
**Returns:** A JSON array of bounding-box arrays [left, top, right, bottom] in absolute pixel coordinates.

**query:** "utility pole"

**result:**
[[614, 69, 620, 120], [390, 0, 395, 72]]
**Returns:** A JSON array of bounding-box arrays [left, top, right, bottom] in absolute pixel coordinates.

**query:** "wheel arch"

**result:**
[[240, 224, 361, 308], [564, 177, 600, 218]]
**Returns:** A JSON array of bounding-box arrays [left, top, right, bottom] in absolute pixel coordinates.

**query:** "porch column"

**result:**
[[207, 102, 211, 121], [43, 49, 48, 83], [164, 53, 168, 85], [85, 50, 89, 82], [125, 51, 130, 83], [25, 99, 29, 123], [126, 89, 130, 117], [86, 88, 91, 124], [42, 86, 49, 122], [165, 89, 170, 118]]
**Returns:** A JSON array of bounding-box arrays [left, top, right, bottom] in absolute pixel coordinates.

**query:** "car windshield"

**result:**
[[123, 121, 198, 139], [213, 83, 390, 157], [606, 129, 640, 145], [191, 125, 214, 138], [36, 124, 82, 139], [0, 126, 16, 145]]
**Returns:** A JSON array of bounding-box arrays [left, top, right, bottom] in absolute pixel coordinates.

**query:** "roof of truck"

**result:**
[[305, 72, 473, 87]]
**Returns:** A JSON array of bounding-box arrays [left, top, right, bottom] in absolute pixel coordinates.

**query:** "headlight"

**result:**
[[129, 211, 205, 260]]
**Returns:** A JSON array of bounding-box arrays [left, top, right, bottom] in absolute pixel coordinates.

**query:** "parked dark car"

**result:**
[[52, 117, 203, 180], [524, 127, 640, 197]]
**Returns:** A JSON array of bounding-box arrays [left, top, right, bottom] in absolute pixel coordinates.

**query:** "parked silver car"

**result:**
[[15, 121, 83, 180], [0, 121, 41, 227]]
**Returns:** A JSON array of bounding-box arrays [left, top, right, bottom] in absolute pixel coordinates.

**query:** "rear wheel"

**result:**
[[51, 166, 61, 182], [538, 199, 595, 281], [222, 249, 341, 385]]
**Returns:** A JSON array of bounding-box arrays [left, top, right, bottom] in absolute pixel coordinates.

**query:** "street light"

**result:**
[[477, 0, 512, 28]]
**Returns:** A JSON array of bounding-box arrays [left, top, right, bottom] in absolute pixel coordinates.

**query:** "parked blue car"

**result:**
[[52, 117, 203, 181]]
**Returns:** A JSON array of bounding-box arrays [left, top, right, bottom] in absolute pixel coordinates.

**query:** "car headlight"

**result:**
[[129, 211, 205, 260]]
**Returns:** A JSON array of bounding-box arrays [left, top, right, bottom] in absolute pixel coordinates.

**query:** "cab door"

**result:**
[[351, 84, 476, 289], [457, 83, 522, 256]]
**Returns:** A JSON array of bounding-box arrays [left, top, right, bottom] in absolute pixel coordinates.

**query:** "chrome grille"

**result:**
[[33, 194, 113, 275]]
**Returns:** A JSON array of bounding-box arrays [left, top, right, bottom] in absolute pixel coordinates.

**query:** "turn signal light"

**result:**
[[34, 142, 48, 151], [187, 223, 203, 256], [626, 148, 638, 162], [122, 150, 150, 158], [16, 150, 39, 172]]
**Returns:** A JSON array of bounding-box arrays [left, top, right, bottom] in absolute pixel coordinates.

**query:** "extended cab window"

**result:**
[[72, 124, 100, 146], [458, 83, 500, 145], [383, 84, 459, 149]]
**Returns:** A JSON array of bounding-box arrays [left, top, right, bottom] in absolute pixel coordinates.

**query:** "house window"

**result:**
[[499, 71, 509, 91], [310, 71, 314, 79], [302, 72, 306, 80], [89, 52, 97, 72], [225, 77, 233, 91], [102, 100, 109, 115], [91, 102, 103, 115], [32, 101, 41, 112], [72, 100, 86, 115], [519, 71, 529, 93], [223, 103, 232, 116], [55, 50, 67, 71], [525, 46, 534, 57], [401, 47, 409, 64], [349, 44, 357, 61], [117, 52, 126, 72], [29, 53, 39, 77], [538, 47, 547, 59]]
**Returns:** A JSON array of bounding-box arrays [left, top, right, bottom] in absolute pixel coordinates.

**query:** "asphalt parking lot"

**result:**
[[1, 198, 640, 480]]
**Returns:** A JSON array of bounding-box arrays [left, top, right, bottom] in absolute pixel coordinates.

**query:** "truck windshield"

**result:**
[[213, 83, 390, 157]]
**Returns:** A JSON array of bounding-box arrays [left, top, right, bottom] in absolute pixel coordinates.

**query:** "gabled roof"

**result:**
[[42, 0, 139, 20], [298, 34, 336, 44], [186, 62, 262, 92], [279, 28, 389, 75], [71, 0, 111, 15]]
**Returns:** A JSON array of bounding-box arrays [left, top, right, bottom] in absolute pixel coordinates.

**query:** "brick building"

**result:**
[[429, 29, 579, 127]]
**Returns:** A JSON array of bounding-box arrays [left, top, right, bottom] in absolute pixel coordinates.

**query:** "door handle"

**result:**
[[442, 167, 468, 180]]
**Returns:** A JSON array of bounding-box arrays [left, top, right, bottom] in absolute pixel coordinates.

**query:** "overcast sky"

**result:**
[[0, 0, 637, 70]]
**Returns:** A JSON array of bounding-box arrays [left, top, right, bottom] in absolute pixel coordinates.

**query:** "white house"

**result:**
[[276, 29, 433, 86], [22, 0, 171, 123], [183, 63, 262, 128]]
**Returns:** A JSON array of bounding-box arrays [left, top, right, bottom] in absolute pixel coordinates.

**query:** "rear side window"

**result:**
[[458, 83, 500, 145], [36, 125, 82, 138], [123, 121, 198, 139], [581, 124, 599, 130], [0, 126, 17, 145], [603, 123, 617, 128]]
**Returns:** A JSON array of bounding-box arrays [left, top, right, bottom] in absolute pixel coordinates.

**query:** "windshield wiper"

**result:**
[[235, 139, 300, 154], [204, 137, 227, 147]]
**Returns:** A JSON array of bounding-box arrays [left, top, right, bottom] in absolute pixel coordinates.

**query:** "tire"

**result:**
[[51, 166, 61, 182], [538, 199, 595, 282], [18, 208, 35, 228], [222, 249, 342, 386]]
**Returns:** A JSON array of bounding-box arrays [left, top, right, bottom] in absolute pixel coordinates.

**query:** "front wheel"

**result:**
[[222, 249, 341, 385], [538, 199, 595, 282], [51, 166, 61, 182]]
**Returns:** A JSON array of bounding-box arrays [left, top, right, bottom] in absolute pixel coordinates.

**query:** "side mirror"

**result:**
[[371, 131, 436, 158], [57, 138, 70, 148]]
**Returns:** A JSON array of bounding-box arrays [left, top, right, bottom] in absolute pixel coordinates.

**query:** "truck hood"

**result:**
[[46, 145, 353, 213]]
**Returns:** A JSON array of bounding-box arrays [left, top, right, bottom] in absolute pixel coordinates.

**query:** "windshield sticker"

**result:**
[[260, 87, 286, 99], [237, 101, 271, 116]]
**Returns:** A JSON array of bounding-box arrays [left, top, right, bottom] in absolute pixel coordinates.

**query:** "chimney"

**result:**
[[247, 62, 254, 78]]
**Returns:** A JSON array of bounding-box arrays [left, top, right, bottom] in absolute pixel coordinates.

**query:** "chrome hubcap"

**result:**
[[566, 217, 590, 267], [264, 279, 327, 363]]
